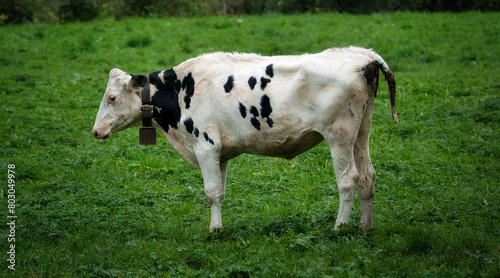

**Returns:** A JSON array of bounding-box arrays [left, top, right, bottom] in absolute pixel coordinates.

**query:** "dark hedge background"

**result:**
[[1, 0, 499, 24]]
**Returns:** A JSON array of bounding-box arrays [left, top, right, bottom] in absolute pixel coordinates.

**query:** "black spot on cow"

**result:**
[[203, 132, 215, 145], [260, 95, 272, 118], [151, 70, 182, 132], [249, 106, 261, 130], [249, 106, 259, 117], [265, 64, 274, 78], [260, 94, 274, 127], [248, 76, 257, 90], [184, 118, 194, 134], [245, 98, 274, 130], [224, 75, 234, 93], [260, 77, 271, 90], [184, 117, 200, 138], [182, 72, 195, 109], [250, 118, 261, 130], [238, 102, 247, 118], [266, 118, 274, 127]]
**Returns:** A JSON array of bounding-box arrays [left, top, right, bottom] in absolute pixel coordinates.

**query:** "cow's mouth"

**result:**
[[101, 133, 111, 139], [92, 128, 111, 139]]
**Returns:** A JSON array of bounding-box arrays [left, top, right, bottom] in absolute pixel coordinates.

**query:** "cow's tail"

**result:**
[[353, 46, 398, 124], [374, 55, 398, 124]]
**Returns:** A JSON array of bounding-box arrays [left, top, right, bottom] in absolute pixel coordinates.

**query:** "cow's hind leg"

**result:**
[[198, 151, 228, 232], [354, 99, 376, 230], [324, 123, 360, 230]]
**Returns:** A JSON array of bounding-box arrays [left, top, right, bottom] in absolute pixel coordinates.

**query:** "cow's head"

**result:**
[[92, 68, 147, 139]]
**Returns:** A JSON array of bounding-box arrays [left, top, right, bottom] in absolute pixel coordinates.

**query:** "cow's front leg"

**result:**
[[198, 151, 228, 232]]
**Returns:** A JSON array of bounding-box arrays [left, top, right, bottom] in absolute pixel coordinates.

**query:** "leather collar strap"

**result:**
[[139, 75, 157, 145], [141, 76, 153, 127]]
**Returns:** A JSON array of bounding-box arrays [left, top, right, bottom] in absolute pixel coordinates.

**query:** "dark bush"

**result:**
[[121, 0, 196, 17], [58, 0, 98, 23], [1, 0, 499, 24], [0, 0, 35, 24]]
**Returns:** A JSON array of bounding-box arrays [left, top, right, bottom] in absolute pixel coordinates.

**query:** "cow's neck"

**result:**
[[148, 69, 200, 168], [149, 69, 182, 134]]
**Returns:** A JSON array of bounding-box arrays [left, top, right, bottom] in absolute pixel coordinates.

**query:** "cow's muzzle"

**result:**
[[92, 128, 110, 139]]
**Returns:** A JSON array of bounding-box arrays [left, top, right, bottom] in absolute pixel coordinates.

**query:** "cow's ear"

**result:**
[[129, 75, 148, 90], [110, 68, 124, 78]]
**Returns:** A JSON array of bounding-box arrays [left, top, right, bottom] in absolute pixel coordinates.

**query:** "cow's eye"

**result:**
[[109, 95, 116, 103]]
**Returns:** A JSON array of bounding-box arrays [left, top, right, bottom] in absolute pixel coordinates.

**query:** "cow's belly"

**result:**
[[220, 129, 324, 161]]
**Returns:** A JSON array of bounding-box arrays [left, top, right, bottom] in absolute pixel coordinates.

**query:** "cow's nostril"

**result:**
[[93, 131, 99, 138]]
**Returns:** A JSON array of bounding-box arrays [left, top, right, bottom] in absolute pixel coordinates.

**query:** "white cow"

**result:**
[[92, 46, 397, 232]]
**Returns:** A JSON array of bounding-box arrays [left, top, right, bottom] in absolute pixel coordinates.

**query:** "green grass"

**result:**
[[0, 12, 499, 277]]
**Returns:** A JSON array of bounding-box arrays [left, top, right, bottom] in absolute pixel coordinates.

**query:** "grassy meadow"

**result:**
[[0, 12, 499, 277]]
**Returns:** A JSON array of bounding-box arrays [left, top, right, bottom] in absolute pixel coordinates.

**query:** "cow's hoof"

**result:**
[[359, 223, 373, 231], [209, 225, 223, 233]]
